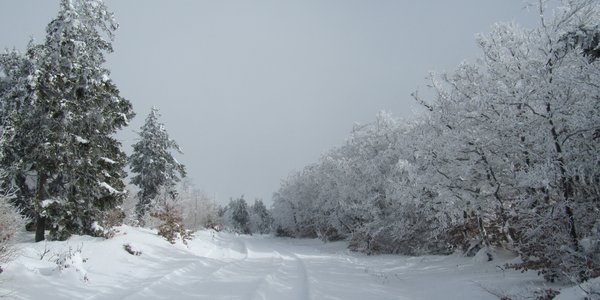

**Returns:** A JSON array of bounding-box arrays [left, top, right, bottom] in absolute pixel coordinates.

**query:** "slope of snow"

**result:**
[[0, 226, 584, 299]]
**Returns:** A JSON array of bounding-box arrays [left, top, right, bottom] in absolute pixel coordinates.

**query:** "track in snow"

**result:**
[[90, 233, 409, 300], [6, 227, 548, 300]]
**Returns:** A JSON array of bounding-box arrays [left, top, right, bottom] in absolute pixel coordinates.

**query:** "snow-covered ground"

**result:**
[[1, 226, 596, 299]]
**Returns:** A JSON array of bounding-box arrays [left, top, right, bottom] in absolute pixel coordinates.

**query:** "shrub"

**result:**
[[0, 196, 27, 265], [150, 203, 193, 245]]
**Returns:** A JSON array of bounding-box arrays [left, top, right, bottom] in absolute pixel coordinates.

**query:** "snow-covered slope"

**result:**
[[1, 226, 594, 299]]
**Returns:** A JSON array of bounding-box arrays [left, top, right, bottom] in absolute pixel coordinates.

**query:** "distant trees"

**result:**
[[229, 197, 251, 234], [0, 0, 134, 241], [271, 0, 600, 282], [220, 197, 273, 235], [249, 199, 273, 234], [129, 107, 186, 225], [178, 180, 220, 231]]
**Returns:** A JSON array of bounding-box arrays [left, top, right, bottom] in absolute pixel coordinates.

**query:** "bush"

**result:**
[[150, 203, 193, 245], [0, 196, 27, 265], [98, 207, 126, 238]]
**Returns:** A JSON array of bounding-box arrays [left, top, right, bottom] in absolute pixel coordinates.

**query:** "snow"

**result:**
[[90, 221, 103, 232], [74, 135, 89, 144], [556, 278, 600, 299], [1, 226, 586, 300], [41, 199, 58, 208], [99, 157, 117, 164], [119, 113, 129, 125], [98, 181, 122, 195]]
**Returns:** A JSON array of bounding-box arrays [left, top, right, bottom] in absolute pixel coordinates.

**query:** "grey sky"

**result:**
[[1, 1, 537, 205]]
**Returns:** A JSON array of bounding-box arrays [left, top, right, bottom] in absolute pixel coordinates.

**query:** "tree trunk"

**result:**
[[35, 215, 46, 242], [35, 172, 48, 242], [546, 102, 580, 253]]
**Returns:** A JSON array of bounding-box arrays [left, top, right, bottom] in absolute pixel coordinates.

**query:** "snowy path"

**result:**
[[3, 226, 565, 300]]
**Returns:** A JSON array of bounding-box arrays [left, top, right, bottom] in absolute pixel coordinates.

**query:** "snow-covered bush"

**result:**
[[37, 244, 90, 283], [0, 196, 27, 265]]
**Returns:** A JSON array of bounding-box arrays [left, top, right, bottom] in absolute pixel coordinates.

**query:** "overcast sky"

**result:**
[[1, 1, 538, 205]]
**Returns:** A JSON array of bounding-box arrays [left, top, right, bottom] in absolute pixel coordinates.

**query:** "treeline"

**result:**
[[119, 183, 273, 243], [271, 0, 600, 283]]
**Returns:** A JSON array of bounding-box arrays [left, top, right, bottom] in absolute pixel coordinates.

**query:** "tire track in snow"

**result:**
[[109, 258, 229, 300], [106, 236, 251, 300], [245, 238, 312, 300], [285, 251, 311, 300], [93, 234, 314, 300]]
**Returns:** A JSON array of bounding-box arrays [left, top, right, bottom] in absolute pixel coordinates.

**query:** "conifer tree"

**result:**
[[230, 197, 251, 234], [0, 0, 134, 241], [249, 199, 272, 234], [129, 107, 186, 225]]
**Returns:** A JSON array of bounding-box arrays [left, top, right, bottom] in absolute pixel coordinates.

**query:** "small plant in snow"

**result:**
[[52, 244, 89, 282]]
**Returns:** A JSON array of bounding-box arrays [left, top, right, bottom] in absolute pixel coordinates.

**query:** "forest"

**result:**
[[269, 0, 600, 283], [0, 0, 598, 293]]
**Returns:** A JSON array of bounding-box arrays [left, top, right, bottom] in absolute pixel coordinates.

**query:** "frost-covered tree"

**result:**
[[0, 0, 134, 241], [249, 199, 272, 234], [271, 0, 600, 282], [129, 107, 186, 225], [177, 179, 220, 231], [223, 197, 251, 234], [417, 0, 600, 281], [409, 0, 600, 280]]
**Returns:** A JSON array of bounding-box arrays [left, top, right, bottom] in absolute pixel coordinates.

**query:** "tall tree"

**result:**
[[0, 0, 134, 241], [129, 107, 186, 225]]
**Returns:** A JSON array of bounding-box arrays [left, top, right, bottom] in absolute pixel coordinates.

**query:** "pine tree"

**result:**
[[227, 197, 250, 234], [129, 107, 186, 225], [249, 199, 272, 234], [0, 0, 135, 241]]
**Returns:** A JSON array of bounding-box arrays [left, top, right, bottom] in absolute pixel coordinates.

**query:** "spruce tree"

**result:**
[[0, 0, 134, 241], [129, 107, 186, 225], [229, 197, 250, 234], [250, 199, 272, 234]]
